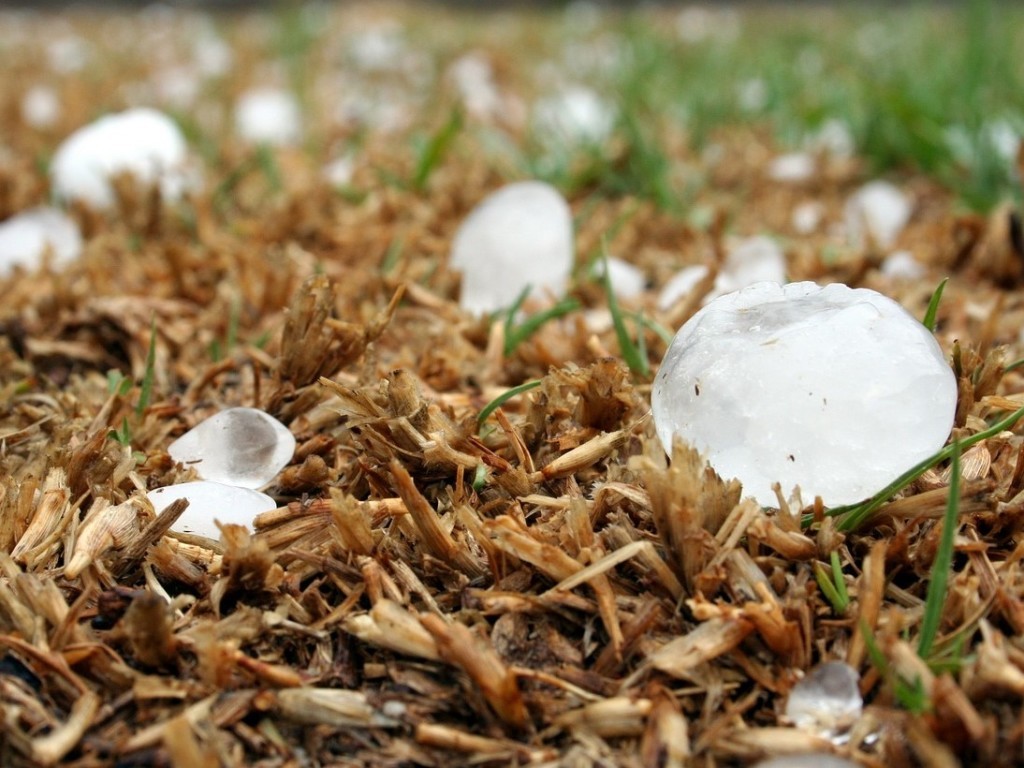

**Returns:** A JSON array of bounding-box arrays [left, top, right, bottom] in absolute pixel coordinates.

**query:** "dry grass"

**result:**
[[3, 4, 1024, 767]]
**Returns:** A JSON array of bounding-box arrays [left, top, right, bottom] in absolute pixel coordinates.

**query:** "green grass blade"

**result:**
[[918, 440, 961, 659], [503, 298, 580, 357], [412, 109, 462, 191], [136, 318, 157, 419], [814, 561, 847, 614], [830, 550, 850, 610], [477, 379, 541, 426], [922, 277, 949, 332], [602, 247, 650, 377]]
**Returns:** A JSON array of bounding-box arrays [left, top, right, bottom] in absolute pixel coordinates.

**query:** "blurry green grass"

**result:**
[[519, 0, 1023, 212]]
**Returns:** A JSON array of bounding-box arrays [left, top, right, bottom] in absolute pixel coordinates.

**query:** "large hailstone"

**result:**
[[0, 207, 82, 277], [450, 181, 573, 315], [50, 108, 191, 209], [652, 282, 957, 507], [148, 481, 276, 539], [168, 407, 295, 489]]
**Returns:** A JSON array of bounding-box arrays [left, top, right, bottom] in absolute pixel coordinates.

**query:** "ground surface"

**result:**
[[3, 3, 1024, 767]]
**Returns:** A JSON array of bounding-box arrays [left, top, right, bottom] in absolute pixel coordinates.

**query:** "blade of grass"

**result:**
[[830, 550, 850, 610], [814, 561, 847, 614], [601, 245, 650, 377], [503, 298, 581, 357], [922, 277, 949, 332], [412, 109, 462, 192], [477, 380, 542, 426], [917, 440, 960, 659], [136, 318, 157, 419]]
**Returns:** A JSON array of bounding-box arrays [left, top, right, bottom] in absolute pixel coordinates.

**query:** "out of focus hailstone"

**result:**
[[234, 88, 302, 146], [533, 86, 614, 146], [148, 481, 276, 539], [168, 407, 296, 489], [21, 85, 60, 128], [450, 181, 573, 315], [652, 282, 957, 507], [657, 235, 786, 311], [50, 108, 191, 209], [0, 207, 82, 277], [593, 256, 646, 299], [844, 180, 911, 249], [785, 661, 863, 735], [767, 152, 815, 183]]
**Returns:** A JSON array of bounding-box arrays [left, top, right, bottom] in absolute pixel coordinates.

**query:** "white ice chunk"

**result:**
[[845, 180, 911, 249], [50, 108, 191, 209], [533, 86, 615, 146], [448, 52, 502, 121], [451, 181, 573, 315], [323, 155, 355, 188], [0, 207, 82, 277], [652, 282, 957, 507], [792, 201, 824, 234], [785, 661, 863, 735], [234, 88, 302, 146], [880, 250, 926, 281], [716, 236, 787, 296], [168, 407, 296, 489], [808, 118, 855, 159], [768, 152, 815, 183], [658, 265, 710, 311], [593, 256, 646, 299], [21, 85, 60, 128], [148, 481, 276, 539]]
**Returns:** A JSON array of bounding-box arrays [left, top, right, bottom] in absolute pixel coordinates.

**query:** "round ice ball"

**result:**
[[450, 181, 573, 315], [50, 107, 191, 209], [652, 281, 957, 507]]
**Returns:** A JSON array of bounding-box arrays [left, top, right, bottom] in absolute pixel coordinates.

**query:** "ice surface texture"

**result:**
[[652, 281, 957, 507], [147, 481, 276, 539], [50, 108, 191, 209], [168, 407, 295, 489], [451, 181, 573, 315]]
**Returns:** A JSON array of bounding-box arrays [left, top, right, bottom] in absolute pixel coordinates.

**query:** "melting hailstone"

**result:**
[[50, 108, 192, 209], [450, 181, 573, 315], [652, 281, 957, 507], [168, 407, 295, 489], [785, 661, 863, 735], [234, 88, 302, 146], [148, 481, 276, 539]]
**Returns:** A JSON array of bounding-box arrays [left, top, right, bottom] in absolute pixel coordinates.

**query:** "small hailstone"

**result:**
[[737, 78, 768, 112], [785, 661, 863, 735], [450, 181, 573, 315], [657, 237, 786, 312], [322, 155, 355, 188], [716, 236, 786, 296], [168, 407, 296, 489], [234, 88, 302, 146], [658, 265, 709, 311], [148, 481, 276, 539], [880, 250, 926, 281], [533, 86, 615, 146], [21, 85, 60, 128], [652, 281, 957, 507], [50, 108, 191, 209], [845, 180, 911, 249], [809, 118, 855, 159], [448, 53, 503, 122], [592, 257, 646, 300], [792, 201, 824, 234], [0, 207, 82, 277], [768, 152, 815, 183]]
